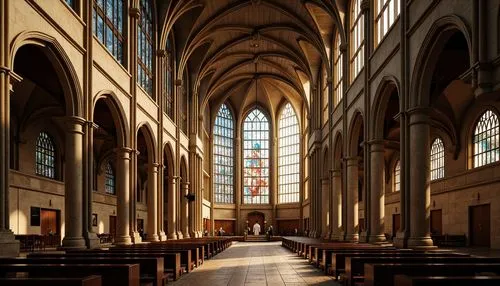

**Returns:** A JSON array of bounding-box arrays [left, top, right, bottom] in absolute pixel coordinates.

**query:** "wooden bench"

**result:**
[[0, 275, 102, 286], [394, 274, 500, 285], [329, 251, 468, 277], [105, 248, 194, 272], [14, 256, 163, 286], [63, 251, 182, 281], [0, 263, 140, 286], [364, 263, 500, 286]]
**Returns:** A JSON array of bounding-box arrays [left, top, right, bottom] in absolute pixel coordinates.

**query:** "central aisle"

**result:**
[[171, 241, 340, 286]]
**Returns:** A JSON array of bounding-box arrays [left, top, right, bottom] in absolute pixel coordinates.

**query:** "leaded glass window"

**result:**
[[105, 162, 116, 194], [430, 138, 445, 180], [278, 103, 300, 204], [375, 0, 400, 45], [473, 110, 500, 167], [393, 160, 400, 192], [333, 31, 343, 107], [243, 108, 270, 204], [138, 0, 153, 95], [213, 104, 234, 204], [93, 0, 125, 64], [36, 132, 56, 179], [350, 0, 364, 81], [164, 38, 174, 119]]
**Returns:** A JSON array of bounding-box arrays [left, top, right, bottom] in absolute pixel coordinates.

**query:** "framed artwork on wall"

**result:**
[[92, 213, 98, 226]]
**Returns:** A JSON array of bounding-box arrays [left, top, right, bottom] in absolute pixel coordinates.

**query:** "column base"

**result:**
[[0, 230, 20, 257], [84, 231, 101, 249], [329, 232, 342, 241], [182, 232, 191, 239], [407, 236, 436, 249], [131, 232, 142, 243], [114, 235, 132, 245], [344, 233, 359, 242], [368, 234, 387, 243], [61, 236, 86, 249], [146, 234, 160, 242], [167, 232, 178, 240], [159, 232, 167, 241], [177, 231, 184, 239], [339, 231, 346, 241]]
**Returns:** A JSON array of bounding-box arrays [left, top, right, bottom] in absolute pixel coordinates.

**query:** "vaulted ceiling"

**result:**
[[160, 0, 345, 121]]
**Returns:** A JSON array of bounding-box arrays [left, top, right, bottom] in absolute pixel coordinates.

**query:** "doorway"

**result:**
[[430, 209, 443, 235], [109, 215, 117, 239], [41, 209, 59, 235], [247, 212, 265, 235], [469, 204, 490, 247], [392, 214, 400, 239]]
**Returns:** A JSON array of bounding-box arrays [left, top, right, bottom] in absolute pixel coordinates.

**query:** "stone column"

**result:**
[[368, 142, 386, 243], [329, 169, 342, 240], [407, 108, 434, 248], [0, 0, 20, 255], [321, 178, 330, 238], [158, 165, 167, 241], [181, 182, 190, 238], [115, 147, 133, 245], [345, 157, 359, 242], [167, 177, 177, 239], [146, 163, 159, 241], [61, 117, 87, 249]]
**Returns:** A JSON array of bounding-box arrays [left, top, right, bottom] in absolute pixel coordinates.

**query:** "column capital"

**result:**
[[55, 116, 86, 134], [129, 7, 140, 19], [149, 163, 160, 172], [330, 169, 341, 177], [408, 106, 432, 125], [114, 147, 134, 157], [181, 181, 190, 187], [344, 156, 360, 165], [367, 140, 385, 152]]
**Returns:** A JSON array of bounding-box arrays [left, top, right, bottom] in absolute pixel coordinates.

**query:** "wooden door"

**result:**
[[40, 209, 58, 235], [430, 209, 443, 235], [109, 215, 116, 238], [470, 204, 490, 247], [392, 214, 400, 238], [247, 212, 265, 234]]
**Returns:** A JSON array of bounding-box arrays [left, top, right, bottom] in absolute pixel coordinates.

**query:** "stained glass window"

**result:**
[[393, 160, 400, 192], [375, 0, 400, 45], [213, 104, 234, 204], [93, 0, 125, 64], [333, 31, 343, 108], [138, 0, 154, 95], [473, 110, 500, 167], [36, 132, 56, 179], [105, 162, 116, 194], [278, 103, 300, 204], [350, 0, 364, 81], [430, 138, 444, 180], [164, 38, 174, 119], [243, 108, 270, 204]]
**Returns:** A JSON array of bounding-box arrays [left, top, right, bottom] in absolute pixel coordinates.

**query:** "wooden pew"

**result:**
[[11, 256, 163, 286], [347, 256, 500, 286], [309, 243, 390, 267], [0, 275, 102, 286], [364, 263, 500, 286], [62, 251, 182, 281], [394, 274, 500, 286], [0, 264, 139, 286], [128, 243, 204, 267], [329, 251, 468, 277], [106, 248, 194, 272]]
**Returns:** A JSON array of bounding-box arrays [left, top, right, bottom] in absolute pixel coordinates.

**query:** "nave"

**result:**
[[171, 241, 337, 286]]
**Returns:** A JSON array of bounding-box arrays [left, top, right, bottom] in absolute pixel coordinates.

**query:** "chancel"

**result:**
[[1, 0, 500, 285]]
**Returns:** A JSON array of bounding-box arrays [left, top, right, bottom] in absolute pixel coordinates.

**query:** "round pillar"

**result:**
[[345, 157, 359, 242], [115, 147, 133, 245], [368, 142, 386, 243]]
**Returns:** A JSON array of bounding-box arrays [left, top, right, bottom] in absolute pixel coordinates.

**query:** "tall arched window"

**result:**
[[243, 108, 270, 204], [350, 0, 364, 81], [213, 104, 234, 204], [278, 103, 300, 204], [430, 138, 445, 180], [164, 37, 174, 119], [375, 0, 400, 45], [36, 132, 56, 179], [393, 160, 400, 192], [473, 110, 500, 167], [138, 0, 153, 95], [93, 0, 125, 64], [105, 162, 116, 195], [333, 31, 343, 107]]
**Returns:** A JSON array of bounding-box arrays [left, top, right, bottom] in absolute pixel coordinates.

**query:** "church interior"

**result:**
[[1, 0, 500, 285]]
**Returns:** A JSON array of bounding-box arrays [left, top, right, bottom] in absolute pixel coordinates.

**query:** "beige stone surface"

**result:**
[[170, 242, 339, 286]]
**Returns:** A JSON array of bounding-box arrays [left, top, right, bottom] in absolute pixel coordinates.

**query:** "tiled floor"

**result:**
[[170, 241, 340, 286]]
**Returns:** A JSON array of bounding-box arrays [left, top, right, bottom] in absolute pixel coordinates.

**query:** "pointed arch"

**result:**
[[137, 122, 158, 164], [348, 111, 364, 156], [93, 90, 130, 147]]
